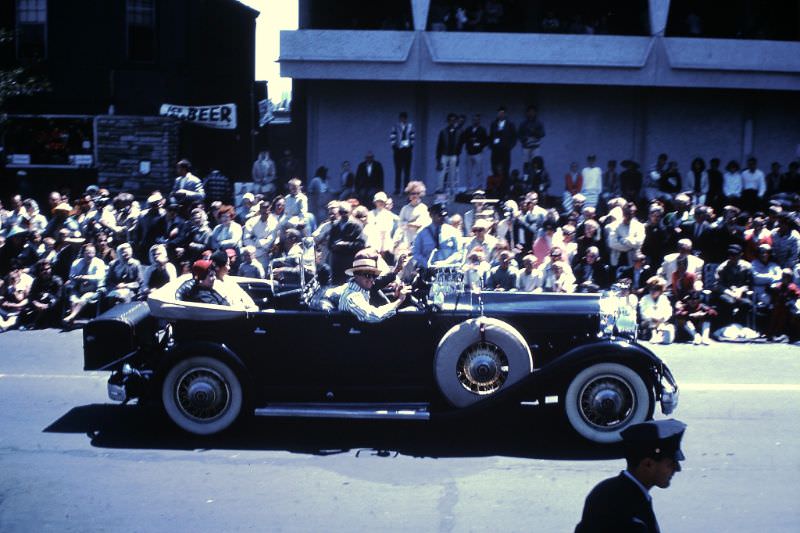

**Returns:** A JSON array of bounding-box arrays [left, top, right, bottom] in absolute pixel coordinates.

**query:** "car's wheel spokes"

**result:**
[[578, 374, 635, 430], [456, 341, 509, 395], [175, 368, 231, 422]]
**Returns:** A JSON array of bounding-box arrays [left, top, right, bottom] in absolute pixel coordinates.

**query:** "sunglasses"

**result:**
[[357, 272, 377, 280]]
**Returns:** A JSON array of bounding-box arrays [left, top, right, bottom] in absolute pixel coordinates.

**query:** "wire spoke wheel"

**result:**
[[456, 342, 509, 395]]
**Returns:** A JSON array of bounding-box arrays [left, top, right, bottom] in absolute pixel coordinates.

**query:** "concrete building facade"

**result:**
[[281, 0, 800, 197]]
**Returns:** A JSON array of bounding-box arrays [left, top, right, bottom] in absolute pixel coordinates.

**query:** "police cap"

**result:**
[[621, 419, 687, 462]]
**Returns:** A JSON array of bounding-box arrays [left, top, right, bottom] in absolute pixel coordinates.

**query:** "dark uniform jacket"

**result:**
[[175, 279, 230, 306], [575, 472, 660, 533]]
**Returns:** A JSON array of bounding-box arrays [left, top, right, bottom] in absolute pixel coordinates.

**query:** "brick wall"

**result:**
[[95, 115, 179, 197]]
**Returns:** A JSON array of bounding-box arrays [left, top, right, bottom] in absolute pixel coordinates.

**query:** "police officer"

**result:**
[[575, 419, 687, 533]]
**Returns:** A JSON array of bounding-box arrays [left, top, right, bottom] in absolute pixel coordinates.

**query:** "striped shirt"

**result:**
[[339, 279, 397, 323]]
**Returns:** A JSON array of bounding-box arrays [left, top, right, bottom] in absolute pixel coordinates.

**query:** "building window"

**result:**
[[127, 0, 156, 62], [16, 0, 47, 60]]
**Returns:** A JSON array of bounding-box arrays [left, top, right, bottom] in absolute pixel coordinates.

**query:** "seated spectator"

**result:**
[[21, 258, 63, 329], [63, 243, 107, 326], [573, 246, 611, 293], [743, 216, 772, 261], [751, 244, 782, 310], [575, 219, 603, 266], [465, 218, 497, 261], [765, 269, 800, 342], [95, 232, 116, 265], [638, 276, 674, 344], [462, 247, 490, 291], [140, 244, 176, 298], [642, 204, 670, 268], [714, 244, 753, 325], [237, 245, 265, 279], [0, 267, 31, 331], [674, 291, 716, 345], [667, 256, 700, 303], [171, 207, 212, 264], [515, 254, 538, 292], [659, 239, 704, 282], [532, 220, 560, 265], [770, 213, 800, 268], [176, 259, 229, 306], [485, 250, 517, 291], [105, 243, 142, 305], [209, 204, 243, 259]]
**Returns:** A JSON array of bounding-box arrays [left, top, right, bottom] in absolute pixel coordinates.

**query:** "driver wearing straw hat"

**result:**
[[338, 255, 411, 323]]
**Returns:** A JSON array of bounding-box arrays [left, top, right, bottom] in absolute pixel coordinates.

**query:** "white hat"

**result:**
[[373, 191, 389, 204]]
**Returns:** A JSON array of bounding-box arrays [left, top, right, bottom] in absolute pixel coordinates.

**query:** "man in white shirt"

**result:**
[[243, 200, 278, 266], [741, 157, 766, 212], [339, 256, 409, 323], [251, 150, 276, 194], [608, 203, 646, 267], [581, 154, 603, 209], [284, 178, 309, 219]]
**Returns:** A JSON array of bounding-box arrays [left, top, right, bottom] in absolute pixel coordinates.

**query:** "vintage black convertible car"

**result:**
[[82, 269, 679, 444]]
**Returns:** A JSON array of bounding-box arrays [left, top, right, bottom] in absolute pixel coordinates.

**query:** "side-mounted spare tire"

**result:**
[[434, 317, 533, 408]]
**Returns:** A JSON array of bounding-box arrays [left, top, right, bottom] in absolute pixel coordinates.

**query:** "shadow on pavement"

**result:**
[[44, 403, 623, 461]]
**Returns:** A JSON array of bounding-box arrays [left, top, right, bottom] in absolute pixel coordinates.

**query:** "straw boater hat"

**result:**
[[345, 256, 382, 277]]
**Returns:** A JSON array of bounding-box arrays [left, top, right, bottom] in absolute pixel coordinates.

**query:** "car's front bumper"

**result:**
[[659, 365, 680, 415]]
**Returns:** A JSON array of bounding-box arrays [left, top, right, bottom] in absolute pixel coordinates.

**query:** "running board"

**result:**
[[254, 402, 431, 421]]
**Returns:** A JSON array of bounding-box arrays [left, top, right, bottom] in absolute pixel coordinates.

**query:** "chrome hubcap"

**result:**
[[579, 375, 635, 430], [457, 342, 509, 395], [175, 367, 230, 422]]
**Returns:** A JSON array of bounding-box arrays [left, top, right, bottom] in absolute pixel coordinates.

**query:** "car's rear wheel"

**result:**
[[564, 362, 651, 443], [435, 317, 533, 407], [162, 356, 243, 435]]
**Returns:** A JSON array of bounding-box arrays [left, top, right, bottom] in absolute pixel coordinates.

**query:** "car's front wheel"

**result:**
[[564, 362, 651, 443], [162, 356, 243, 435]]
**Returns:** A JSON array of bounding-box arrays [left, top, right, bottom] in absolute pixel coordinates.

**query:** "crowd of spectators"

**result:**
[[1, 133, 800, 344]]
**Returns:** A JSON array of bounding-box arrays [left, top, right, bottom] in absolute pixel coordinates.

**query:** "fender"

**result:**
[[437, 339, 672, 418], [157, 340, 253, 399]]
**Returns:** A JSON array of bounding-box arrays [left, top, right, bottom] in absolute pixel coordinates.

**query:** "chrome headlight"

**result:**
[[599, 290, 638, 339]]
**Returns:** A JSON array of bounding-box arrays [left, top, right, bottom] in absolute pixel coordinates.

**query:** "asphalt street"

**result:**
[[1, 328, 798, 532]]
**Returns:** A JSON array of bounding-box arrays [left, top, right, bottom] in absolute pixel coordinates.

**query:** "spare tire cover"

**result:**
[[434, 317, 533, 408]]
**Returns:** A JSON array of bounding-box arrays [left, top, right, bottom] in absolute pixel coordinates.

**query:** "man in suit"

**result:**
[[170, 159, 205, 210], [436, 113, 461, 194], [488, 106, 517, 183], [355, 151, 384, 206], [390, 112, 415, 194], [576, 419, 687, 533]]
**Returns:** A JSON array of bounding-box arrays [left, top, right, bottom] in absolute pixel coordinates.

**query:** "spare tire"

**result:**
[[434, 317, 533, 408]]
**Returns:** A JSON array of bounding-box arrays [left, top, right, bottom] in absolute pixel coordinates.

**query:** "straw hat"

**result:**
[[345, 256, 382, 277]]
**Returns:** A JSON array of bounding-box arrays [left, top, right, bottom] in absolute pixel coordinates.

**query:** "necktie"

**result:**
[[402, 125, 407, 141]]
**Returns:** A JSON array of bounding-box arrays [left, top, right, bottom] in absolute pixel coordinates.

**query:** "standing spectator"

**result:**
[[132, 192, 167, 264], [397, 181, 430, 247], [338, 160, 356, 200], [687, 157, 709, 206], [277, 149, 300, 192], [516, 192, 547, 252], [659, 238, 704, 282], [411, 202, 462, 268], [488, 106, 516, 181], [518, 105, 546, 171], [251, 150, 277, 195], [210, 205, 242, 250], [642, 205, 670, 268], [284, 178, 309, 221], [638, 276, 674, 343], [722, 160, 743, 205], [389, 111, 415, 194], [740, 157, 766, 213], [619, 160, 643, 203], [765, 162, 783, 198], [617, 252, 653, 298], [580, 155, 603, 209], [528, 156, 551, 199], [714, 244, 753, 325], [436, 113, 461, 194], [307, 166, 331, 225], [203, 170, 233, 205], [680, 205, 715, 258], [459, 113, 489, 191], [532, 221, 561, 265], [369, 192, 397, 258], [770, 213, 800, 268], [674, 291, 716, 344], [779, 161, 799, 193], [243, 200, 279, 266], [607, 203, 646, 268], [644, 153, 668, 202], [600, 159, 620, 210], [706, 157, 725, 209], [663, 193, 693, 245], [170, 159, 205, 209], [355, 151, 384, 205], [105, 243, 142, 305], [575, 219, 604, 266], [563, 162, 582, 213], [63, 243, 106, 326], [659, 161, 682, 197]]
